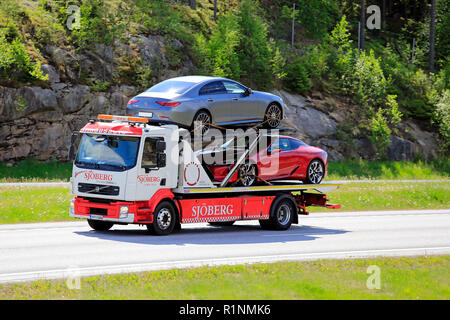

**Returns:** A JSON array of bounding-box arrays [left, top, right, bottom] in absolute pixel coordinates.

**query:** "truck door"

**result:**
[[134, 136, 168, 200]]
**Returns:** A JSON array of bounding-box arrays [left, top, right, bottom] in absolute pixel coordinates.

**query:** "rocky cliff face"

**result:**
[[274, 90, 439, 161], [0, 36, 440, 163]]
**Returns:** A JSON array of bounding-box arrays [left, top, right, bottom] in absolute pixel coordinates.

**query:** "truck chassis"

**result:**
[[71, 183, 340, 235]]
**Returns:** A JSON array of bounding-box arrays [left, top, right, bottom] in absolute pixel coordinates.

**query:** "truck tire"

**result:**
[[208, 221, 235, 226], [87, 219, 114, 231], [259, 195, 295, 230], [147, 201, 177, 235]]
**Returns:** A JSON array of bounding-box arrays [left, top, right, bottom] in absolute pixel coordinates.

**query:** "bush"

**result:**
[[351, 49, 389, 108], [280, 0, 339, 40], [196, 0, 276, 89], [433, 89, 450, 152], [270, 44, 287, 85], [0, 27, 48, 84], [70, 0, 129, 49], [369, 108, 392, 159], [283, 57, 312, 93], [195, 13, 241, 79], [236, 0, 273, 88]]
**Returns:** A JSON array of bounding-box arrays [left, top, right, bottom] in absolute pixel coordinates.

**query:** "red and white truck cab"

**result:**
[[70, 114, 340, 235]]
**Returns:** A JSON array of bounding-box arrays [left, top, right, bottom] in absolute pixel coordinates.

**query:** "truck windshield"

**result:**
[[75, 134, 140, 171]]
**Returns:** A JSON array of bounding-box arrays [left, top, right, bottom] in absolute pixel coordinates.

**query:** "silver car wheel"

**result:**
[[193, 112, 211, 135], [308, 160, 324, 184], [266, 104, 282, 128], [157, 208, 172, 230]]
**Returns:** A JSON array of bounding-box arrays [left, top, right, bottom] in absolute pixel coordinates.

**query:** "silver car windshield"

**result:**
[[75, 134, 140, 171], [146, 80, 195, 95]]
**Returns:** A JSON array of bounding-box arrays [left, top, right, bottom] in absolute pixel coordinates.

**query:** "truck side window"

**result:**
[[142, 138, 158, 168]]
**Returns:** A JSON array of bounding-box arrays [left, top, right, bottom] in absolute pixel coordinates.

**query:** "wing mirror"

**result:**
[[268, 148, 282, 155], [156, 140, 166, 152], [157, 153, 166, 168], [68, 132, 79, 161], [244, 88, 252, 96]]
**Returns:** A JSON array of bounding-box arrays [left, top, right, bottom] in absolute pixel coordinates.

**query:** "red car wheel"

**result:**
[[305, 159, 324, 184], [238, 162, 257, 187]]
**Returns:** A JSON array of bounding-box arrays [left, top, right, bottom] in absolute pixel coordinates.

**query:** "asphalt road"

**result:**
[[0, 209, 449, 283]]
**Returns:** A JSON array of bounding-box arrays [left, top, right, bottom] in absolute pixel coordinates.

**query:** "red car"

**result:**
[[204, 135, 328, 186]]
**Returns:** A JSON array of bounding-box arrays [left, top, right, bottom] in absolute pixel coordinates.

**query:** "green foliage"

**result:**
[[71, 0, 129, 49], [327, 15, 353, 52], [270, 44, 287, 86], [432, 89, 450, 152], [301, 45, 329, 80], [90, 80, 110, 92], [351, 50, 389, 108], [0, 27, 48, 84], [283, 57, 312, 93], [195, 13, 241, 79], [327, 158, 450, 180], [369, 108, 392, 158], [136, 65, 152, 91], [321, 17, 389, 108], [385, 95, 403, 127], [368, 95, 403, 159], [235, 0, 273, 88], [278, 0, 339, 39], [132, 0, 192, 43], [196, 0, 275, 89]]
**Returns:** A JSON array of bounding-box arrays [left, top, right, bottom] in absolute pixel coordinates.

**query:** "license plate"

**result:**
[[137, 112, 153, 118], [90, 214, 104, 220]]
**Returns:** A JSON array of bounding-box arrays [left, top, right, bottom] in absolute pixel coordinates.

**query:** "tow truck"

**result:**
[[69, 114, 340, 235]]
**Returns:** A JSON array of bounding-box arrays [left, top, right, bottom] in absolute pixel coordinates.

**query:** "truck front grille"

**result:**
[[78, 183, 120, 196], [90, 207, 108, 215]]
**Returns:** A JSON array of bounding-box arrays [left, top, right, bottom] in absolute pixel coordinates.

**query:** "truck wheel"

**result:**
[[259, 195, 294, 230], [208, 221, 235, 226], [147, 201, 177, 235], [87, 219, 113, 231]]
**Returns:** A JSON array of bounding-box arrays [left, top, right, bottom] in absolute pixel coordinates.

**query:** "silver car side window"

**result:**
[[199, 81, 226, 95], [222, 81, 246, 94]]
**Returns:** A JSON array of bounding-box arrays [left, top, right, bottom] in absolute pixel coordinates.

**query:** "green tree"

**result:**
[[196, 13, 240, 79], [370, 108, 392, 159], [284, 57, 312, 93], [236, 0, 272, 88]]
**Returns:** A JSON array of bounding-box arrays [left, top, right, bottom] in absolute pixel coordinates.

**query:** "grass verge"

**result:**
[[0, 255, 448, 299], [0, 186, 74, 224], [309, 181, 450, 212], [0, 181, 448, 224], [326, 158, 450, 180], [0, 158, 449, 182], [0, 159, 72, 182]]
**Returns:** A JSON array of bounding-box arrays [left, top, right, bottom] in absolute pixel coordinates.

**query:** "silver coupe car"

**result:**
[[126, 76, 285, 131]]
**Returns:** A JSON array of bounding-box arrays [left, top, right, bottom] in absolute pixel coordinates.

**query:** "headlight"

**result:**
[[119, 206, 129, 218], [69, 198, 75, 215]]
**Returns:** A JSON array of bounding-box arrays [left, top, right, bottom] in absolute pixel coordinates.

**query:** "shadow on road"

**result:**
[[75, 223, 348, 246]]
